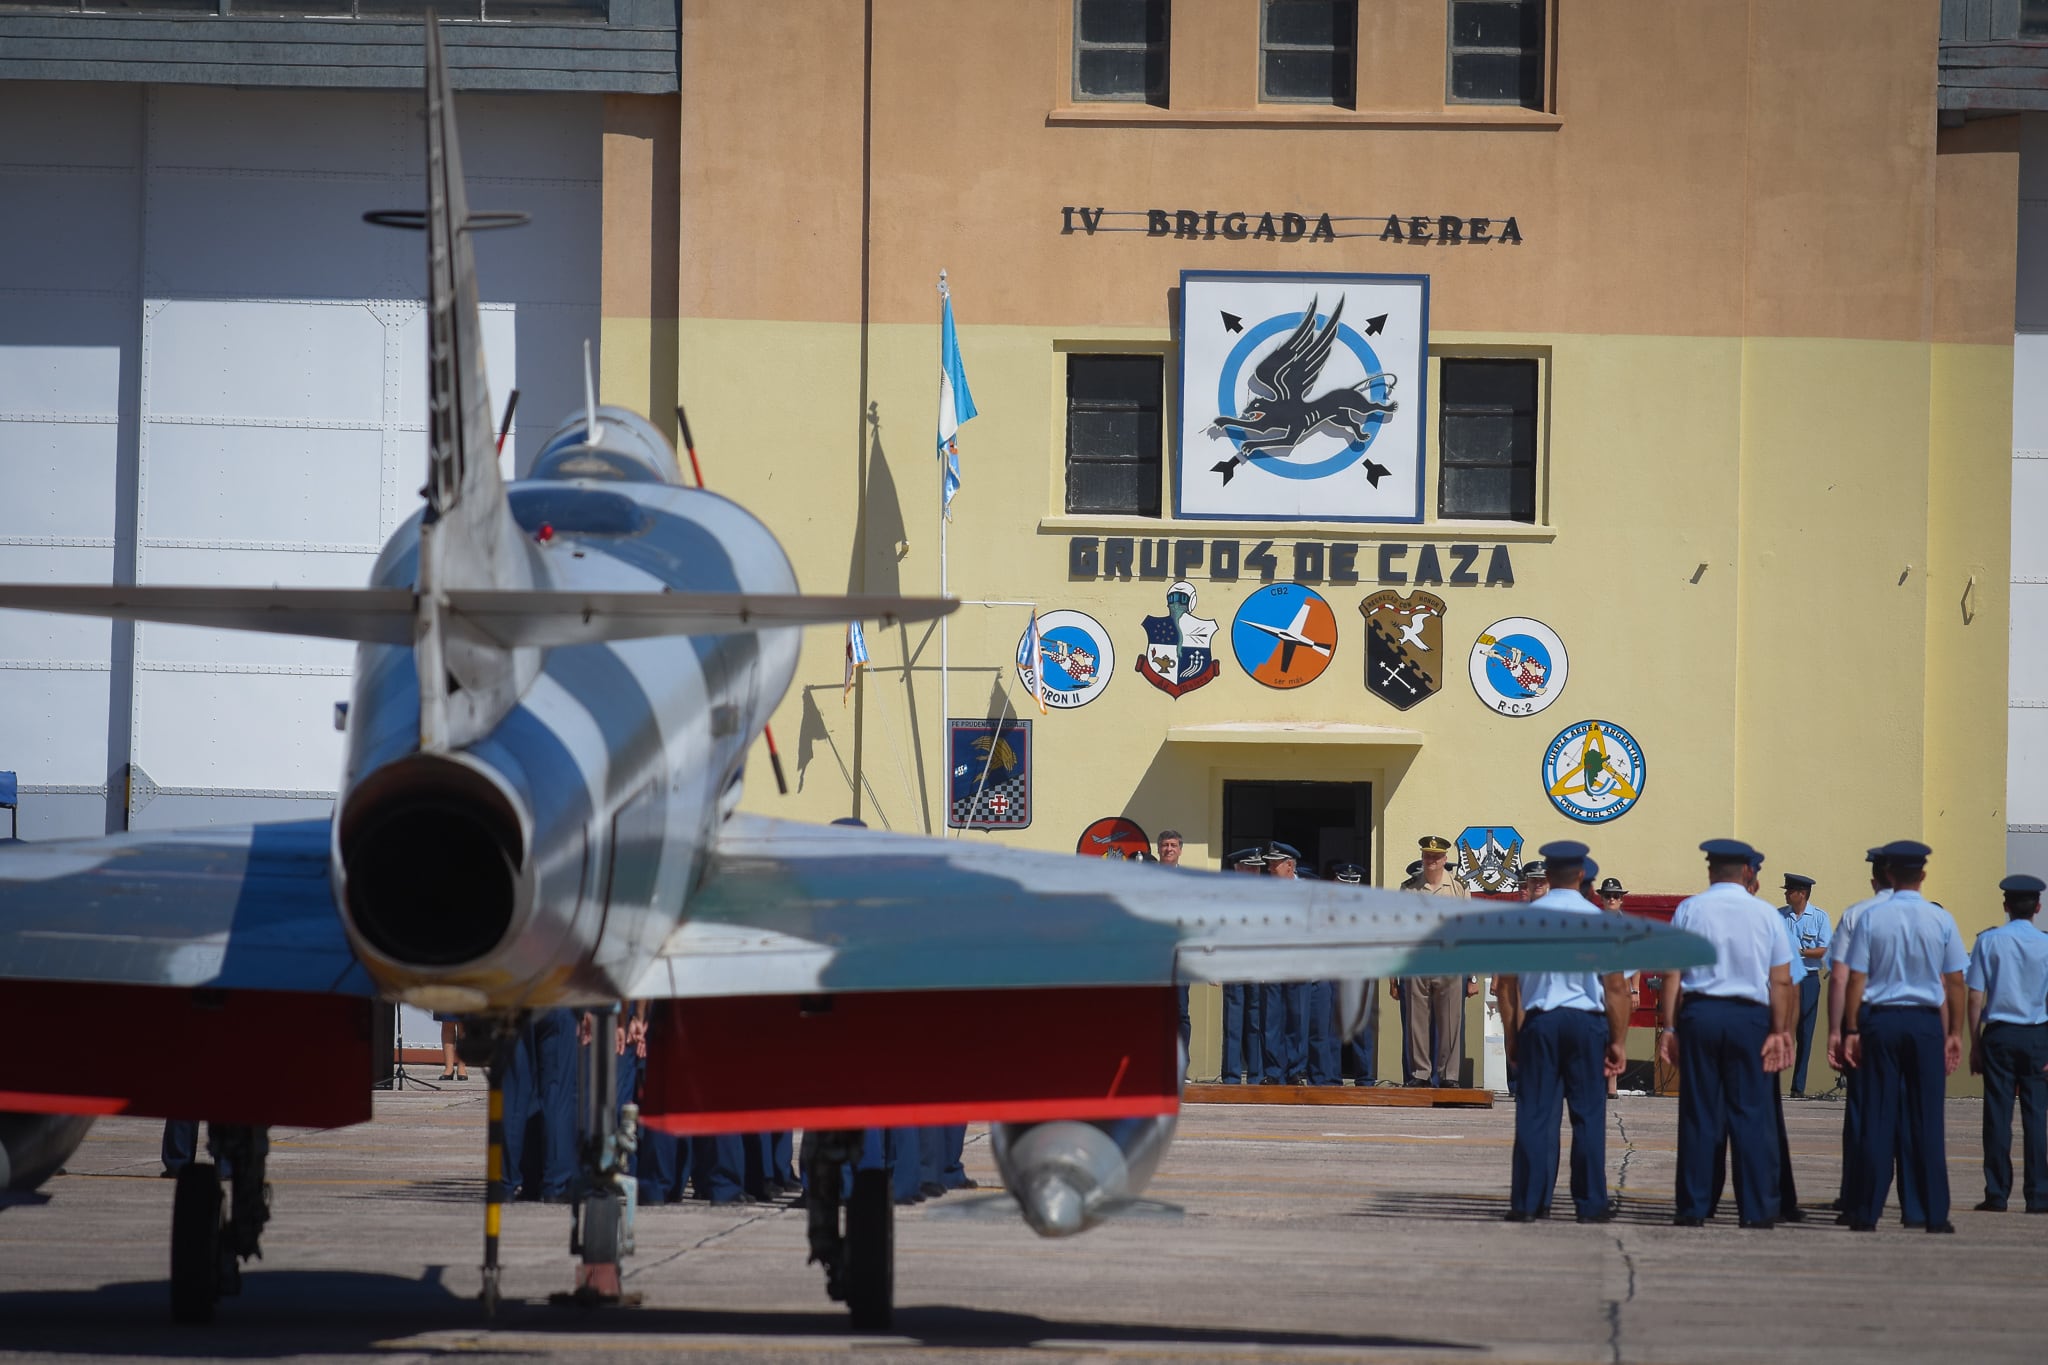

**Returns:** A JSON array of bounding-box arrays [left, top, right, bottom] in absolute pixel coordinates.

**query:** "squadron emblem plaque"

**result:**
[[1135, 580, 1221, 698], [1542, 720, 1646, 825], [1017, 610, 1115, 710], [946, 717, 1031, 830], [1231, 583, 1339, 689], [1469, 616, 1569, 717], [1454, 826, 1525, 893], [1360, 589, 1445, 710], [1077, 816, 1151, 859]]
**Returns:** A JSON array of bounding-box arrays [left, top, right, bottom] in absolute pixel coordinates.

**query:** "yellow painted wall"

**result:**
[[592, 4, 2020, 1091]]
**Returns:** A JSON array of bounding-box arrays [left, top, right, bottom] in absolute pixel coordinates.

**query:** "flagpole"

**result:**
[[937, 269, 951, 835]]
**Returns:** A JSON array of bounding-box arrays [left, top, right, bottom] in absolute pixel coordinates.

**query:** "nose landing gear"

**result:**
[[168, 1125, 270, 1323], [803, 1130, 894, 1330]]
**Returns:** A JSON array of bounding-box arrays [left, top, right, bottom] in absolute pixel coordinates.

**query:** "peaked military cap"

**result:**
[[1538, 839, 1590, 862], [1263, 841, 1300, 863], [1519, 859, 1548, 879], [1865, 846, 1889, 864], [1406, 859, 1424, 878], [2001, 873, 2046, 895], [1598, 877, 1628, 896], [1581, 856, 1601, 882], [1878, 839, 1931, 868], [830, 817, 868, 828], [1699, 838, 1756, 861], [1228, 847, 1266, 867], [1747, 849, 1766, 872], [1332, 863, 1366, 884], [1783, 873, 1815, 890], [1295, 867, 1318, 880], [1418, 834, 1452, 853]]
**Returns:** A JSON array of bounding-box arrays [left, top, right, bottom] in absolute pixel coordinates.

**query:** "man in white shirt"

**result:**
[[1495, 840, 1632, 1223], [1659, 839, 1796, 1227]]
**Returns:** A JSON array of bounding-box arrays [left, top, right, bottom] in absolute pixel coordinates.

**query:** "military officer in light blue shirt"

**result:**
[[1825, 847, 1914, 1220], [1660, 839, 1796, 1228], [1966, 872, 2048, 1213], [1841, 840, 1967, 1233], [1781, 874, 1831, 1095], [1496, 841, 1632, 1224]]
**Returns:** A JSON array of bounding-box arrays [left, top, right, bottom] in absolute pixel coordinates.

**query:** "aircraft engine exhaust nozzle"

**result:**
[[991, 1115, 1177, 1238], [338, 756, 525, 968]]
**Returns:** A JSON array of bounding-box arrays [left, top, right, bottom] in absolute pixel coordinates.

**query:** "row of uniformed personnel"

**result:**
[[1216, 842, 1357, 1085]]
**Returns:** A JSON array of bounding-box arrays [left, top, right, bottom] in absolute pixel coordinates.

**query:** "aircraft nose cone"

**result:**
[[1026, 1174, 1087, 1237]]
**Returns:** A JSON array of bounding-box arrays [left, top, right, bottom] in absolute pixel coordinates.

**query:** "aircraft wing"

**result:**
[[0, 819, 368, 995], [627, 815, 1712, 1000]]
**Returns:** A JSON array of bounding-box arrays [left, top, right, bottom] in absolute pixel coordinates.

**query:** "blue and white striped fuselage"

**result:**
[[330, 412, 799, 1011]]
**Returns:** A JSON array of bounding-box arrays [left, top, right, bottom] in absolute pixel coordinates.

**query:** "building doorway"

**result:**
[[1221, 780, 1371, 880]]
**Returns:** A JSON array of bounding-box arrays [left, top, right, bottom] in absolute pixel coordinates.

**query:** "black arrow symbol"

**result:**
[[1362, 458, 1392, 487], [1365, 314, 1387, 336], [1221, 311, 1242, 333]]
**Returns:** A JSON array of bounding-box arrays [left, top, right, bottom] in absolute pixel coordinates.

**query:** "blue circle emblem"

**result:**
[[1542, 720, 1646, 825], [1214, 312, 1392, 480], [1486, 635, 1550, 698]]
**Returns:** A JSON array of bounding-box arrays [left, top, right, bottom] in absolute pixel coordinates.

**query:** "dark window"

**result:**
[[1261, 0, 1355, 106], [1446, 0, 1545, 108], [2025, 0, 2048, 39], [1437, 358, 1537, 522], [1073, 0, 1170, 105], [1066, 354, 1163, 517]]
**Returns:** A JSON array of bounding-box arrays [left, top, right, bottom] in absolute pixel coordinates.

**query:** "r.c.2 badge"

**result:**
[[1470, 616, 1568, 717], [1542, 720, 1646, 824]]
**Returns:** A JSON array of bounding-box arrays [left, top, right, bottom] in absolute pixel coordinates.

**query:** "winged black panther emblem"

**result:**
[[1208, 295, 1398, 486]]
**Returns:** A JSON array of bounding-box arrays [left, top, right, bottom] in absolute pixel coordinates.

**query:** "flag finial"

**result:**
[[938, 268, 949, 300]]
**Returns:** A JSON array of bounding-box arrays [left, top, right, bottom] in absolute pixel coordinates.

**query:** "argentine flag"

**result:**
[[937, 284, 977, 519], [844, 619, 869, 705]]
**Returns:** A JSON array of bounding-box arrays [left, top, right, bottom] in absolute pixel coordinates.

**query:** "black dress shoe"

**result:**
[[1738, 1218, 1775, 1230], [1779, 1207, 1807, 1223], [1672, 1215, 1705, 1227], [1925, 1221, 1956, 1234], [1903, 1220, 1925, 1230], [918, 1181, 947, 1198], [1824, 1198, 1843, 1211], [1503, 1210, 1534, 1223], [952, 1176, 981, 1190], [1834, 1211, 1853, 1225], [2026, 1206, 2048, 1214], [1577, 1203, 1618, 1225], [1848, 1221, 1877, 1232], [1974, 1199, 2007, 1212], [711, 1194, 759, 1208]]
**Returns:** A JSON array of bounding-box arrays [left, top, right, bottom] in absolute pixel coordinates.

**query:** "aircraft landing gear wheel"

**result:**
[[844, 1167, 894, 1331], [170, 1161, 224, 1323]]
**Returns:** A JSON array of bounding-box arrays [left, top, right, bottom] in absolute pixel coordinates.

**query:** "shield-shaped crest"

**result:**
[[1454, 826, 1524, 893], [1360, 589, 1446, 710], [1135, 580, 1220, 698]]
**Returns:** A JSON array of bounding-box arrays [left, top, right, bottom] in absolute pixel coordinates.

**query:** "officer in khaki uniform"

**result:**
[[1395, 835, 1475, 1087]]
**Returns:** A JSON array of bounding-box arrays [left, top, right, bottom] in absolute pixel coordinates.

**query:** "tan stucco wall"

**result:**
[[594, 3, 2019, 1091]]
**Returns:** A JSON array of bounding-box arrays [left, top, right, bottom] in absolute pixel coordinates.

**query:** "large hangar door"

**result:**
[[119, 85, 599, 830]]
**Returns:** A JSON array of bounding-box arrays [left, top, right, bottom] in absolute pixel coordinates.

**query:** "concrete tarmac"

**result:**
[[3, 1081, 2044, 1364]]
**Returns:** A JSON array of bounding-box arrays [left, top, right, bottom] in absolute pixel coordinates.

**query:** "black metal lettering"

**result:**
[[1377, 543, 1409, 585], [1069, 537, 1101, 578], [1221, 212, 1248, 240], [1211, 540, 1241, 580], [1080, 207, 1104, 234], [1408, 216, 1432, 244], [1139, 538, 1170, 579], [1413, 544, 1444, 586], [1449, 543, 1480, 585], [1147, 209, 1171, 237], [1174, 210, 1200, 239], [1061, 206, 1075, 234], [1173, 538, 1205, 579], [1438, 215, 1464, 244], [1281, 213, 1307, 242], [1499, 216, 1522, 245], [1292, 542, 1325, 582], [1329, 543, 1360, 584], [1485, 544, 1516, 586], [1247, 540, 1279, 581], [1310, 213, 1336, 243], [1379, 214, 1404, 242], [1468, 216, 1492, 244], [1203, 209, 1218, 240], [1254, 213, 1279, 241], [1105, 536, 1136, 579]]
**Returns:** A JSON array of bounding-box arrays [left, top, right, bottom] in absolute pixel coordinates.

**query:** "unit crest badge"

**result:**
[[1017, 609, 1115, 710], [946, 717, 1031, 830], [1231, 583, 1338, 689], [1469, 616, 1569, 717], [1136, 580, 1221, 698], [1360, 589, 1445, 710], [1077, 816, 1151, 859], [1453, 826, 1524, 893], [1543, 720, 1647, 824]]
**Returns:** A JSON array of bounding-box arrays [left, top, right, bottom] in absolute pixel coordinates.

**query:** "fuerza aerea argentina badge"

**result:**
[[1017, 609, 1115, 709], [1469, 616, 1568, 717], [1542, 720, 1646, 824]]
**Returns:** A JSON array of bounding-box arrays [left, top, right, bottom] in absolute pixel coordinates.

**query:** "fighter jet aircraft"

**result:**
[[0, 17, 1712, 1332], [1240, 601, 1336, 674]]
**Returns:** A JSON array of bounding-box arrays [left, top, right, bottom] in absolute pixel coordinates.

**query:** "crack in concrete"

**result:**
[[623, 1204, 787, 1282], [1604, 1105, 1640, 1365]]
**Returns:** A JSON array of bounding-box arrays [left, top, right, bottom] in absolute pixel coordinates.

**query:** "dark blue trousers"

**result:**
[[617, 1045, 689, 1202], [1981, 1021, 2048, 1210], [1509, 1008, 1609, 1218], [1852, 1005, 1949, 1227], [502, 1008, 579, 1199], [689, 1133, 746, 1203], [1260, 983, 1308, 1081], [884, 1128, 922, 1201], [1791, 973, 1821, 1093], [1342, 983, 1377, 1084], [937, 1124, 970, 1188], [1221, 984, 1249, 1082], [1304, 981, 1341, 1085], [1837, 1061, 1926, 1223], [1675, 997, 1776, 1222]]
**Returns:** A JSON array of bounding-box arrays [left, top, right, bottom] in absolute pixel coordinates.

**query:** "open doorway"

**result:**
[[1221, 781, 1372, 880]]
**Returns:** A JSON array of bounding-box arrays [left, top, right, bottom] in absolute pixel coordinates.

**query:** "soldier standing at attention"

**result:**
[[1261, 842, 1309, 1083], [1596, 875, 1631, 1099], [1661, 839, 1796, 1228], [1841, 840, 1965, 1233], [1157, 831, 1191, 1058], [1395, 835, 1474, 1087], [1826, 848, 1918, 1222], [1497, 841, 1631, 1223], [1965, 873, 2048, 1213], [1220, 848, 1266, 1082], [1781, 874, 1831, 1095], [1331, 863, 1380, 1084]]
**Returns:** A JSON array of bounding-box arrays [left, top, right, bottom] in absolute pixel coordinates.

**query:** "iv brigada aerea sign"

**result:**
[[1058, 207, 1524, 245]]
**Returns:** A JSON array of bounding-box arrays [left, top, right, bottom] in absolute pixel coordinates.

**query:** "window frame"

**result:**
[[1070, 0, 1171, 106], [1059, 347, 1170, 520], [1428, 350, 1547, 526], [1258, 0, 1357, 108], [1444, 0, 1548, 111]]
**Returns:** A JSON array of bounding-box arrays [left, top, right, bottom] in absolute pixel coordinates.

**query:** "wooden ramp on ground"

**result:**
[[1184, 1083, 1494, 1108]]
